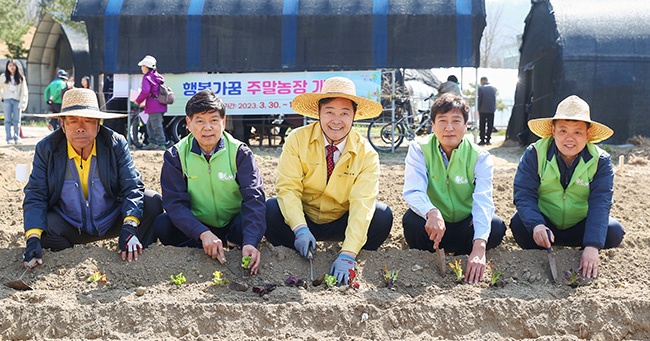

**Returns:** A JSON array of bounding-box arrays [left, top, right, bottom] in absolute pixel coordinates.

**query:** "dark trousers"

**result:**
[[264, 197, 393, 250], [49, 103, 62, 130], [153, 212, 245, 248], [509, 212, 625, 249], [41, 189, 162, 251], [402, 209, 506, 255], [479, 111, 495, 143]]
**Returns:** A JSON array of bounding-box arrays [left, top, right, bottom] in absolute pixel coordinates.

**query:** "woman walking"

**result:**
[[0, 60, 29, 144]]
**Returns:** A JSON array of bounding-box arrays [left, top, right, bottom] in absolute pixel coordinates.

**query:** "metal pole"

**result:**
[[127, 74, 132, 145], [391, 69, 396, 153], [473, 68, 479, 144]]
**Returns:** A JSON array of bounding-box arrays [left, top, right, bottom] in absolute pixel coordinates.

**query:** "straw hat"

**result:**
[[138, 55, 157, 69], [527, 95, 613, 143], [291, 77, 383, 120], [37, 88, 126, 119]]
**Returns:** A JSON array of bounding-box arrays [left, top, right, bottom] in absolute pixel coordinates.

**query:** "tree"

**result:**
[[480, 4, 505, 68], [40, 0, 84, 31], [0, 0, 32, 58]]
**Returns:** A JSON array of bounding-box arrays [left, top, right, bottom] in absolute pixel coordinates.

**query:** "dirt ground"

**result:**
[[1, 127, 649, 340]]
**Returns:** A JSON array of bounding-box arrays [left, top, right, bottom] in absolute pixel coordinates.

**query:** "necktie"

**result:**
[[326, 145, 337, 181]]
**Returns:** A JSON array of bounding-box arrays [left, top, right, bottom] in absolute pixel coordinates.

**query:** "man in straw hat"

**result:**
[[402, 93, 506, 284], [265, 76, 393, 285], [511, 95, 624, 279], [153, 90, 266, 274], [22, 88, 163, 268]]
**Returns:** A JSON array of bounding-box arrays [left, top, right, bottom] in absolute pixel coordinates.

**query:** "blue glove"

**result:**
[[293, 227, 316, 259], [23, 237, 43, 263], [330, 253, 355, 286]]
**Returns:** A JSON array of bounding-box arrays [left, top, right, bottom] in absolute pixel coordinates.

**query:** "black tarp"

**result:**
[[507, 0, 650, 145], [71, 0, 485, 74]]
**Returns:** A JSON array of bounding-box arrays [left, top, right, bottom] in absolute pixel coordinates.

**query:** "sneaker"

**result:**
[[14, 139, 22, 145], [486, 141, 491, 145], [478, 141, 486, 146], [142, 144, 159, 150]]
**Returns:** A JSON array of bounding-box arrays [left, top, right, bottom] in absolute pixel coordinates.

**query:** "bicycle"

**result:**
[[129, 109, 189, 149], [367, 94, 435, 152]]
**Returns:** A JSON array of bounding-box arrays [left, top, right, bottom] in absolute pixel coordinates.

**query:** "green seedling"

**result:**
[[323, 274, 338, 288], [382, 265, 400, 290], [87, 270, 107, 284], [487, 261, 506, 287], [448, 259, 464, 283], [241, 256, 252, 269], [211, 271, 228, 285], [170, 273, 187, 286], [563, 268, 587, 288]]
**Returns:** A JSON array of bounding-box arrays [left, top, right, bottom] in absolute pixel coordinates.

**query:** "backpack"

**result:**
[[156, 81, 175, 105]]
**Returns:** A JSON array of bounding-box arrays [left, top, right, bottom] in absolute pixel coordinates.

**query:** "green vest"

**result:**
[[177, 132, 242, 228], [421, 135, 480, 222], [535, 137, 601, 229]]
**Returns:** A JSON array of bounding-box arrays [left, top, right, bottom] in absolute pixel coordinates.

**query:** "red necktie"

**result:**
[[326, 145, 337, 181]]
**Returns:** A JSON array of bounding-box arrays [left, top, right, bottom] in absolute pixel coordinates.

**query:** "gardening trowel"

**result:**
[[546, 230, 558, 283], [436, 247, 446, 276], [4, 259, 36, 291], [307, 250, 314, 281]]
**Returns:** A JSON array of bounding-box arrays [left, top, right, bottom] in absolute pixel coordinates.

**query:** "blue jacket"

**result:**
[[513, 141, 614, 249], [23, 126, 145, 233]]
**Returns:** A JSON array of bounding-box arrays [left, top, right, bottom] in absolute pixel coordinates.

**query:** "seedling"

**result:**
[[348, 269, 360, 290], [86, 270, 107, 284], [487, 261, 506, 287], [312, 273, 326, 287], [211, 271, 228, 285], [323, 274, 338, 288], [382, 265, 400, 290], [285, 275, 307, 288], [563, 269, 587, 288], [448, 259, 464, 283], [241, 256, 252, 269], [252, 284, 276, 297], [170, 273, 186, 286]]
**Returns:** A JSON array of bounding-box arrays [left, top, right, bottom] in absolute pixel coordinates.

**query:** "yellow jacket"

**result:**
[[276, 122, 380, 254]]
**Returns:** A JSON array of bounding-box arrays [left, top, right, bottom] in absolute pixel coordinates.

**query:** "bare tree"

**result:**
[[480, 3, 505, 68]]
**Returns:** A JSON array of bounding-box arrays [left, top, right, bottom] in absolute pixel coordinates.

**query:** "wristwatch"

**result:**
[[124, 219, 138, 228]]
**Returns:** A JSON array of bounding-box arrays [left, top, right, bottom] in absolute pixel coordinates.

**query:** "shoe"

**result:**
[[478, 141, 486, 146], [14, 139, 22, 145], [142, 144, 159, 150], [486, 141, 491, 145], [157, 145, 167, 150]]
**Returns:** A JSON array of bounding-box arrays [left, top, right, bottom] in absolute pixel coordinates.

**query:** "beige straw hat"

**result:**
[[527, 95, 613, 143], [291, 76, 383, 120], [37, 88, 126, 119]]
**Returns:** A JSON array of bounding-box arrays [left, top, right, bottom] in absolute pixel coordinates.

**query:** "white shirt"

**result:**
[[402, 139, 495, 241]]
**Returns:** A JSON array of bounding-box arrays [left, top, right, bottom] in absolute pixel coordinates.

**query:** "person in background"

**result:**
[[402, 93, 506, 284], [511, 95, 624, 279], [477, 76, 497, 146], [0, 59, 28, 144], [134, 55, 168, 150], [22, 88, 163, 268], [81, 76, 91, 89], [437, 75, 462, 98], [265, 76, 394, 286], [44, 69, 68, 131], [154, 90, 266, 274]]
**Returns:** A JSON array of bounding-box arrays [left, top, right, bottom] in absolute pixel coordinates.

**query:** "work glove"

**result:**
[[23, 237, 43, 263], [118, 224, 142, 253], [293, 227, 316, 259], [330, 253, 355, 286], [46, 100, 53, 105]]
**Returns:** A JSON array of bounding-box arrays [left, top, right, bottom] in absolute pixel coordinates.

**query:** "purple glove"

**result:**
[[330, 253, 355, 286]]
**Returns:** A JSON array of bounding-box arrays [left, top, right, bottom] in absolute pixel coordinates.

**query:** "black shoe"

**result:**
[[478, 141, 486, 146], [486, 141, 491, 145]]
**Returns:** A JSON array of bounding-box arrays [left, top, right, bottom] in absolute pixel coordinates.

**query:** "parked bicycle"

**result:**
[[129, 109, 188, 149], [367, 93, 435, 152]]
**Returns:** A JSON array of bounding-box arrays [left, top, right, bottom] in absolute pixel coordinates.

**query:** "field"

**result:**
[[0, 127, 649, 340]]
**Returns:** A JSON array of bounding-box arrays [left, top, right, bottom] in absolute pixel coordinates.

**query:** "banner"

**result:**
[[114, 70, 381, 116]]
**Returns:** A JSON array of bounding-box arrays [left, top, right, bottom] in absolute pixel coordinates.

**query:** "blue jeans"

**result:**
[[3, 98, 21, 142], [146, 112, 166, 146]]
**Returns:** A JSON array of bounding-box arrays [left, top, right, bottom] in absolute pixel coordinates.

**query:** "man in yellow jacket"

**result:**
[[266, 76, 393, 285]]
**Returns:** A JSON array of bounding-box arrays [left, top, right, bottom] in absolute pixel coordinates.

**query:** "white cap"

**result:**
[[138, 55, 157, 69]]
